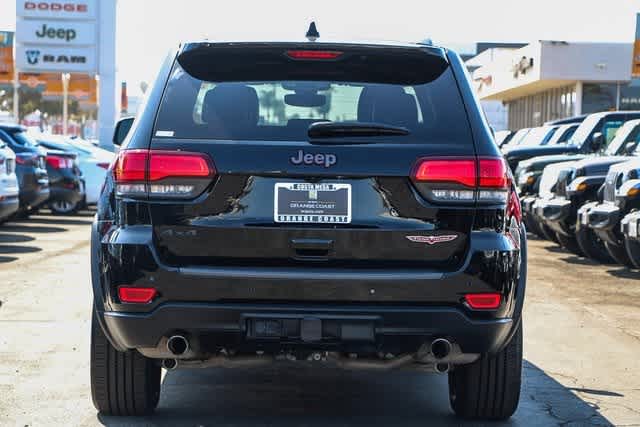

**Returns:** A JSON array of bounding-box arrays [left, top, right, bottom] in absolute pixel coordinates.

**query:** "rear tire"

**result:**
[[90, 310, 161, 416], [49, 200, 79, 215], [576, 227, 613, 263], [604, 241, 636, 268], [540, 223, 559, 243], [555, 232, 584, 256], [448, 322, 522, 420], [624, 237, 640, 269]]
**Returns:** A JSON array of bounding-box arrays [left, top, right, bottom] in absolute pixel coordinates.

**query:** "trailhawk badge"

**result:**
[[406, 235, 458, 245]]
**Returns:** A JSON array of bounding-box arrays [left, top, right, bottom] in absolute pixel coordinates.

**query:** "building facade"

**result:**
[[468, 41, 640, 129]]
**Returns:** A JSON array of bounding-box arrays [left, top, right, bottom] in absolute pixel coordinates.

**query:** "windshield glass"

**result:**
[[604, 121, 637, 155], [546, 124, 577, 145], [518, 126, 556, 146], [506, 128, 530, 146], [153, 62, 473, 144], [494, 130, 512, 145], [567, 114, 601, 146]]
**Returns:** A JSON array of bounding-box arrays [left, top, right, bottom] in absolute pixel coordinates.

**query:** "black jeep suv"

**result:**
[[90, 39, 527, 420]]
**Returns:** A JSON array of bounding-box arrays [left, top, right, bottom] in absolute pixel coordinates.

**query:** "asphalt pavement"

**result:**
[[0, 212, 638, 426]]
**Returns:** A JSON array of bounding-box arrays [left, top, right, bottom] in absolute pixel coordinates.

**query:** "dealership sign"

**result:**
[[16, 1, 97, 20], [16, 19, 96, 45], [16, 45, 96, 73], [15, 0, 97, 73]]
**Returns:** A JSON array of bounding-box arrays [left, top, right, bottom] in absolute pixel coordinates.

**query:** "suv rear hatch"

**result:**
[[120, 43, 495, 271]]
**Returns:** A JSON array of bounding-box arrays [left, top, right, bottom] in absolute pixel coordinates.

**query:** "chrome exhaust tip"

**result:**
[[430, 338, 452, 360], [162, 358, 178, 370], [167, 335, 189, 356], [435, 362, 450, 374]]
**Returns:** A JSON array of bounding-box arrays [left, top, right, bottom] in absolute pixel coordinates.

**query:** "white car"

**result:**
[[32, 134, 114, 206], [0, 141, 19, 223]]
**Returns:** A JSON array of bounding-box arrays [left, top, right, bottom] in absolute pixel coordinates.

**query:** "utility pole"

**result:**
[[12, 71, 19, 123], [62, 73, 70, 135], [97, 0, 117, 150]]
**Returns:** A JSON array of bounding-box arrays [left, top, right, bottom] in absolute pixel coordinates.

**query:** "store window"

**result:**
[[582, 83, 618, 114]]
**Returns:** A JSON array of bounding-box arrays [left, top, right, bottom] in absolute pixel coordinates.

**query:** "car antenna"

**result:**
[[306, 21, 319, 42]]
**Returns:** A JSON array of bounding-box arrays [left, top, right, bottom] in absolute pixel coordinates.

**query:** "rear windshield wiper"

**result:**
[[308, 121, 410, 141]]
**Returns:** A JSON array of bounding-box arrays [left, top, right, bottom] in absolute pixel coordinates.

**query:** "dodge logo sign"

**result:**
[[406, 235, 458, 245]]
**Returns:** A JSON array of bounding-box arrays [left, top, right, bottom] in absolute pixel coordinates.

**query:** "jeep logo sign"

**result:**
[[16, 20, 96, 46], [36, 24, 76, 42]]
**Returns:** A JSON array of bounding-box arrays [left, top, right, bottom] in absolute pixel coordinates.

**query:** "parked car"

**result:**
[[621, 207, 640, 268], [512, 125, 559, 147], [500, 127, 530, 151], [518, 154, 588, 235], [43, 147, 85, 215], [528, 161, 578, 241], [584, 158, 640, 267], [540, 156, 629, 257], [0, 140, 19, 223], [35, 135, 113, 207], [504, 111, 640, 172], [89, 39, 527, 419], [0, 124, 49, 217], [495, 129, 514, 148], [543, 123, 579, 145]]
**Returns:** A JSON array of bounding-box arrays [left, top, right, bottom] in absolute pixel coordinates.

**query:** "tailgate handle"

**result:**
[[290, 238, 333, 259]]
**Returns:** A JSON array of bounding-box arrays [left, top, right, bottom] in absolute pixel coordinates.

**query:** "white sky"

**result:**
[[1, 0, 639, 95]]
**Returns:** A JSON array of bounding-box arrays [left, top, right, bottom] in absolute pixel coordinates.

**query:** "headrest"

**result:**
[[201, 84, 259, 131], [358, 86, 418, 129]]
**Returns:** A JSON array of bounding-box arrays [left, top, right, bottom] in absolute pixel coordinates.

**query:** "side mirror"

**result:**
[[590, 132, 604, 152], [112, 117, 135, 146], [624, 141, 637, 155]]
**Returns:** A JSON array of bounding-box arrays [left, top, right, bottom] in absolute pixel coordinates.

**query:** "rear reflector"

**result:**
[[118, 286, 157, 304], [286, 50, 343, 60], [464, 293, 501, 310]]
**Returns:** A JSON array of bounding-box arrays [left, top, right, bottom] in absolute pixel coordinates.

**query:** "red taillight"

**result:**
[[114, 149, 215, 198], [149, 152, 212, 181], [411, 157, 509, 203], [114, 149, 147, 182], [46, 155, 73, 169], [118, 286, 157, 304], [96, 162, 110, 169], [15, 153, 38, 166], [478, 158, 509, 188], [464, 293, 501, 310], [413, 159, 476, 187], [286, 50, 343, 60]]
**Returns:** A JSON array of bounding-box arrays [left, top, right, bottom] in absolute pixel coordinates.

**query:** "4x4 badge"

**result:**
[[406, 235, 458, 245]]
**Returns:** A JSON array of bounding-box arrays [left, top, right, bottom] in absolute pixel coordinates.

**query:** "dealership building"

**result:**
[[468, 41, 640, 129]]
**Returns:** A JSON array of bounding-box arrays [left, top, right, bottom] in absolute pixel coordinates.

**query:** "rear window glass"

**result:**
[[153, 60, 472, 144]]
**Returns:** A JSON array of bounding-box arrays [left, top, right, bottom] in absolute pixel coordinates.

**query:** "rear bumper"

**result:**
[[49, 183, 85, 205], [0, 195, 19, 220], [100, 302, 513, 356], [92, 222, 525, 356], [19, 186, 50, 209]]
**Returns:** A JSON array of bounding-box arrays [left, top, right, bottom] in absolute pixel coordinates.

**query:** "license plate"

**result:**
[[629, 220, 638, 238], [274, 183, 351, 224]]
